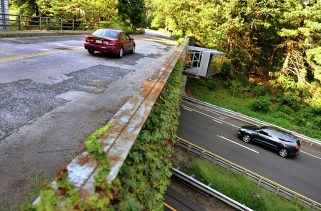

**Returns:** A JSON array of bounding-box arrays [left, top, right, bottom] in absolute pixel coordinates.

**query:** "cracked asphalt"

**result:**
[[0, 32, 176, 209]]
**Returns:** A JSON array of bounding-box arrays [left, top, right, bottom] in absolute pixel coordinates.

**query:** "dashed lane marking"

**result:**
[[217, 135, 260, 154], [301, 151, 321, 160], [181, 105, 240, 127], [181, 105, 192, 111], [0, 47, 82, 63]]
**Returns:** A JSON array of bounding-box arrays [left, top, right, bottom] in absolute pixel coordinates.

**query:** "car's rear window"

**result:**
[[93, 29, 118, 39]]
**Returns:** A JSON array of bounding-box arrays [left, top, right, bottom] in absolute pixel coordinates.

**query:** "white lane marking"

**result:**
[[181, 105, 239, 128], [301, 151, 321, 160], [217, 135, 259, 154], [183, 105, 223, 124], [181, 105, 192, 111], [213, 119, 223, 124]]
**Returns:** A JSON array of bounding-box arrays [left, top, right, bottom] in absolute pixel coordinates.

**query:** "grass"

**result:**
[[172, 151, 311, 211], [186, 81, 321, 141]]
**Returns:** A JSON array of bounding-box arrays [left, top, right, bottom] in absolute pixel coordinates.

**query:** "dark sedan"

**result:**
[[238, 126, 301, 158], [84, 29, 135, 58]]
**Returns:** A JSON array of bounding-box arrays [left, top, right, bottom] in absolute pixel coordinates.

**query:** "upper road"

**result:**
[[0, 32, 176, 208], [177, 99, 321, 203]]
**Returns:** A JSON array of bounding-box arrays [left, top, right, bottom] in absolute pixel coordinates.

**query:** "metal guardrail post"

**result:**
[[72, 19, 74, 30], [39, 16, 42, 30], [18, 15, 21, 30]]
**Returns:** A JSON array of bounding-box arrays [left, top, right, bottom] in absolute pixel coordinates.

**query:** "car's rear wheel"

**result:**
[[118, 48, 124, 58], [279, 148, 288, 158], [242, 134, 251, 143], [130, 45, 135, 54], [88, 49, 95, 55]]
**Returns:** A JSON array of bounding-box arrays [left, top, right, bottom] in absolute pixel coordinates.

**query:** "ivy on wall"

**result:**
[[118, 58, 184, 210]]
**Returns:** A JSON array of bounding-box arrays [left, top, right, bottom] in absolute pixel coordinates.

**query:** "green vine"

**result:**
[[117, 58, 184, 210], [21, 124, 121, 210]]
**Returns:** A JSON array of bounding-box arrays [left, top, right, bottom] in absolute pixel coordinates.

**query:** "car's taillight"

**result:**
[[108, 40, 117, 45], [294, 145, 300, 150], [85, 37, 90, 42]]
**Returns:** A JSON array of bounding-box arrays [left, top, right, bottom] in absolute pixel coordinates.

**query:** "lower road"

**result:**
[[0, 32, 175, 208], [177, 99, 321, 203]]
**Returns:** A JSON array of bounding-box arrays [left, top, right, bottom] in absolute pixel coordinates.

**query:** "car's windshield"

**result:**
[[93, 29, 118, 39]]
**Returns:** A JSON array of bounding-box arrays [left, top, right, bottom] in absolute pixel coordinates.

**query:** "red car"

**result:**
[[84, 29, 135, 58]]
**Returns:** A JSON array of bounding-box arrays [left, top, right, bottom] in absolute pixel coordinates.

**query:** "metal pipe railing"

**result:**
[[172, 168, 254, 211], [0, 13, 98, 31]]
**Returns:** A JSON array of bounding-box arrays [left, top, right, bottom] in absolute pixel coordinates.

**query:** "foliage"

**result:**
[[118, 0, 145, 28], [100, 20, 144, 34], [117, 58, 184, 209], [174, 155, 310, 211], [21, 124, 121, 210], [10, 0, 119, 22], [253, 82, 268, 97], [251, 97, 271, 113]]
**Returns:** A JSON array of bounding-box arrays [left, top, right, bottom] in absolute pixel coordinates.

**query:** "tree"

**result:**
[[118, 0, 145, 28]]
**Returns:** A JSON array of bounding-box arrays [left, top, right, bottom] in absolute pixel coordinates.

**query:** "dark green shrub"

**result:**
[[277, 105, 294, 115], [292, 109, 312, 126], [219, 60, 233, 79], [206, 78, 219, 91], [311, 116, 321, 130], [278, 94, 304, 112], [251, 97, 271, 113], [229, 80, 244, 97], [254, 83, 267, 97]]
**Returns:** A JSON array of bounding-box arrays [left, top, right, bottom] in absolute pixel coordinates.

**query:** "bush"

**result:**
[[251, 97, 271, 113], [254, 83, 267, 97], [99, 20, 143, 34], [277, 105, 294, 115], [219, 60, 233, 79], [229, 80, 244, 97], [278, 94, 304, 112], [206, 78, 219, 91], [176, 38, 185, 46]]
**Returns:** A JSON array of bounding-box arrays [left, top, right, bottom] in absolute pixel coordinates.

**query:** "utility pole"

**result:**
[[0, 0, 9, 30]]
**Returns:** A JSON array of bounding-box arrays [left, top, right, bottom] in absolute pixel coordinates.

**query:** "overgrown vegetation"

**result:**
[[21, 59, 184, 210], [147, 1, 321, 129], [172, 150, 310, 211], [117, 58, 184, 210], [10, 0, 146, 31]]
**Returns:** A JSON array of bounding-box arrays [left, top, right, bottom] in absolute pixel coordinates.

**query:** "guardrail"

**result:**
[[172, 168, 254, 211], [175, 137, 321, 210], [0, 13, 98, 30], [182, 96, 321, 151], [33, 39, 189, 205]]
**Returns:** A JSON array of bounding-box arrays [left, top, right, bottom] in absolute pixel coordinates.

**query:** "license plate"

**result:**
[[95, 40, 102, 44]]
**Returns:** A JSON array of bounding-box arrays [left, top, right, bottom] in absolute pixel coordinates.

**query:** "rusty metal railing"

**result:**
[[0, 13, 98, 30], [33, 39, 189, 205]]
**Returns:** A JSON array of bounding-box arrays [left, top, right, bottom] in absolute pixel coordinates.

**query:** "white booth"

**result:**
[[184, 46, 225, 77]]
